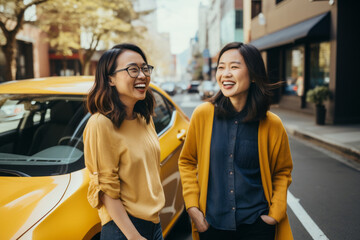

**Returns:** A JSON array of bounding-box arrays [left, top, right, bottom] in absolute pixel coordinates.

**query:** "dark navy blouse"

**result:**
[[205, 110, 269, 230]]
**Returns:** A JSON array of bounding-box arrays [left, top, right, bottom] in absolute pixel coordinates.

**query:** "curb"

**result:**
[[285, 127, 360, 164]]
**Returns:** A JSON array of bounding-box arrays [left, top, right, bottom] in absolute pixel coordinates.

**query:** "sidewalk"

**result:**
[[270, 106, 360, 166]]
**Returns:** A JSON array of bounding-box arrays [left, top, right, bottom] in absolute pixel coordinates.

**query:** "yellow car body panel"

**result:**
[[0, 175, 70, 239], [0, 76, 189, 239], [27, 170, 101, 240]]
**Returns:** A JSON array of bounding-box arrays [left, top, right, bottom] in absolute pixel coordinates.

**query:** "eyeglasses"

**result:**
[[111, 65, 154, 78]]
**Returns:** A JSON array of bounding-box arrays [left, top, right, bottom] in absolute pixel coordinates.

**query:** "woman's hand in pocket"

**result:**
[[187, 207, 210, 232], [260, 215, 277, 225]]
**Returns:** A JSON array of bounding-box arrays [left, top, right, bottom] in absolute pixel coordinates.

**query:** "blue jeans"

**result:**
[[100, 215, 163, 240]]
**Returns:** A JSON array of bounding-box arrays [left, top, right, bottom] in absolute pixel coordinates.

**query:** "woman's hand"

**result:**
[[102, 194, 146, 240], [260, 215, 277, 225], [187, 207, 210, 232]]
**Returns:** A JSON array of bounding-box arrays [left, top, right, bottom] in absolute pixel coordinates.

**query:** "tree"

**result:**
[[0, 0, 48, 81], [124, 30, 172, 78], [37, 0, 146, 75]]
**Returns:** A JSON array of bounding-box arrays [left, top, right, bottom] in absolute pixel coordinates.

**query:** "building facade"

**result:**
[[245, 0, 360, 124], [0, 22, 50, 81], [198, 0, 244, 81]]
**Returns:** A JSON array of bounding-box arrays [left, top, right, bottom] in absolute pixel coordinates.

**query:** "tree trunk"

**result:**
[[83, 61, 91, 75], [2, 36, 17, 81], [82, 50, 95, 75]]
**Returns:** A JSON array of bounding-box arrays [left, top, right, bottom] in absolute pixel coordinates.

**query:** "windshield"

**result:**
[[0, 94, 88, 177]]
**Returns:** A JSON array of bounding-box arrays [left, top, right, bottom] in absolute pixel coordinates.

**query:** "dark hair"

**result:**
[[87, 43, 155, 128], [210, 42, 279, 122]]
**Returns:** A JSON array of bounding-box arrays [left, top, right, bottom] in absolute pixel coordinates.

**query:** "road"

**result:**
[[166, 92, 360, 240]]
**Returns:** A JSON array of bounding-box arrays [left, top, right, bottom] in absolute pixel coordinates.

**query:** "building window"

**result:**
[[284, 45, 305, 96], [251, 0, 262, 19], [309, 42, 330, 89], [276, 0, 284, 4], [16, 40, 34, 80], [236, 10, 243, 28]]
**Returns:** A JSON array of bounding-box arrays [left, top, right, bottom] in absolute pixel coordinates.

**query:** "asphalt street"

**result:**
[[166, 92, 360, 240]]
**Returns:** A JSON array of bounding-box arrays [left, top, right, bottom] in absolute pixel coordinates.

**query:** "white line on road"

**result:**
[[287, 191, 329, 240], [182, 95, 191, 102], [180, 102, 202, 108]]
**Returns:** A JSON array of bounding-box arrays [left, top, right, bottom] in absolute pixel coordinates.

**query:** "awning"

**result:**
[[251, 12, 330, 50]]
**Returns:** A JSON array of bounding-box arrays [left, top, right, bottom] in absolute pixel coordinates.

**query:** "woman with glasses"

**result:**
[[179, 42, 293, 240], [84, 43, 165, 240]]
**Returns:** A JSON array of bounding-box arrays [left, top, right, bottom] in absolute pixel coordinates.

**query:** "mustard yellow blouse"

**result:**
[[83, 113, 165, 225]]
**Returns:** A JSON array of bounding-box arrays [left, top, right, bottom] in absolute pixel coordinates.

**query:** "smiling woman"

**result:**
[[84, 43, 167, 240], [179, 42, 293, 240]]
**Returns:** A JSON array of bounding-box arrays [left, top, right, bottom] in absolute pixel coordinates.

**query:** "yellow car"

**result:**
[[0, 76, 189, 240]]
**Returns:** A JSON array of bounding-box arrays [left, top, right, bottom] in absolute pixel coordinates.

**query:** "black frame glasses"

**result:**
[[111, 65, 154, 78]]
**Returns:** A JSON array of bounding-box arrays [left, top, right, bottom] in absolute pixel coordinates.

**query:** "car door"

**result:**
[[152, 90, 187, 235]]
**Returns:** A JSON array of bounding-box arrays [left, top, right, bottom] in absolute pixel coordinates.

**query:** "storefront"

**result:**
[[49, 51, 82, 76], [247, 0, 360, 124], [251, 12, 331, 113]]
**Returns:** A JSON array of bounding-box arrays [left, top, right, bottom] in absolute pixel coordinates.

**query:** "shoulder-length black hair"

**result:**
[[87, 43, 155, 128], [210, 42, 279, 122]]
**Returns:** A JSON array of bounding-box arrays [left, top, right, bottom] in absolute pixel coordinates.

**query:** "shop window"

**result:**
[[16, 40, 34, 80], [236, 10, 243, 29], [284, 45, 305, 96], [310, 42, 330, 89], [50, 59, 81, 76]]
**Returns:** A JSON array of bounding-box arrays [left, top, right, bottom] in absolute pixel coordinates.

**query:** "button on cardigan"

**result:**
[[84, 113, 165, 225]]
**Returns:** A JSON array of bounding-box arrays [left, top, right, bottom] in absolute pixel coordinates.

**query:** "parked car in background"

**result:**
[[175, 81, 188, 94], [213, 81, 220, 93], [187, 80, 200, 93], [160, 82, 177, 96], [0, 76, 189, 240], [198, 81, 218, 100]]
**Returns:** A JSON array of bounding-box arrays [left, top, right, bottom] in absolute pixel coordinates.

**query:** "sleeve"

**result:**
[[83, 116, 121, 209], [178, 109, 200, 210], [150, 116, 156, 131], [268, 123, 293, 222]]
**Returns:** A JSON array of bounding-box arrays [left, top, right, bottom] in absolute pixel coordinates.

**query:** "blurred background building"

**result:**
[[245, 0, 359, 124], [188, 0, 359, 124], [1, 0, 359, 124]]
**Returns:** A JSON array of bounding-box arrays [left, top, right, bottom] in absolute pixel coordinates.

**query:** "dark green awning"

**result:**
[[251, 12, 330, 50]]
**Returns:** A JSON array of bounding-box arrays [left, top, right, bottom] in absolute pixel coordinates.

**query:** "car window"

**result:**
[[0, 94, 88, 177], [0, 99, 25, 133], [0, 90, 175, 177], [153, 91, 174, 135]]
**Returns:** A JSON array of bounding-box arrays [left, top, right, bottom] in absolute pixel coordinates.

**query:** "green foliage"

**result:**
[[306, 85, 331, 106], [37, 0, 135, 55], [35, 0, 147, 74]]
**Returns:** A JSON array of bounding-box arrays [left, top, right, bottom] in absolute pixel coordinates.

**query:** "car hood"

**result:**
[[0, 175, 70, 240]]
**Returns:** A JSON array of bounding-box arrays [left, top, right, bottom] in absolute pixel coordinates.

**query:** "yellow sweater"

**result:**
[[179, 102, 293, 240], [83, 113, 165, 225]]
